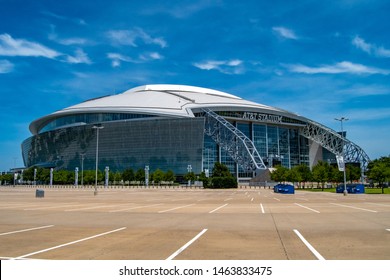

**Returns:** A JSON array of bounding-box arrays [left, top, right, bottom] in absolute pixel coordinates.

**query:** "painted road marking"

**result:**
[[158, 204, 196, 213], [294, 203, 320, 213], [330, 203, 377, 213], [386, 229, 390, 232], [12, 227, 127, 260], [65, 204, 119, 212], [224, 198, 233, 202], [260, 203, 265, 214], [293, 229, 325, 260], [365, 202, 390, 207], [0, 225, 54, 236], [273, 198, 280, 201], [24, 203, 82, 211], [251, 198, 254, 202], [109, 203, 163, 213], [209, 204, 228, 214], [166, 229, 208, 260]]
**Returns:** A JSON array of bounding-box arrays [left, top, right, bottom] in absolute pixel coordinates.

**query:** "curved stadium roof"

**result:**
[[29, 84, 303, 135], [28, 84, 370, 169]]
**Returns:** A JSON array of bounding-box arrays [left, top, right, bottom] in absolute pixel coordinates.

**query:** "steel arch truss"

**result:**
[[300, 120, 370, 170], [202, 108, 267, 171]]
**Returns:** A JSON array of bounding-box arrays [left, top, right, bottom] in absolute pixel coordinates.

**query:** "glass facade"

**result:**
[[23, 109, 312, 180], [23, 118, 205, 174], [200, 117, 310, 179], [39, 112, 156, 133]]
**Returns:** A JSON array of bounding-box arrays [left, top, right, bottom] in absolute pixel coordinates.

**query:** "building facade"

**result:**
[[22, 84, 370, 180]]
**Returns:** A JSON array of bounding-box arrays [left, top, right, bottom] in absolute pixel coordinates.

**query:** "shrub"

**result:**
[[210, 176, 238, 189]]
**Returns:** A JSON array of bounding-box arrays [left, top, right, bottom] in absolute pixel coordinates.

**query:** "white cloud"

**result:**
[[352, 36, 372, 54], [106, 28, 167, 48], [140, 52, 164, 61], [48, 25, 90, 46], [0, 33, 60, 58], [272, 27, 298, 40], [193, 59, 244, 74], [65, 49, 92, 64], [0, 59, 14, 73], [41, 10, 86, 25], [285, 61, 390, 75], [107, 53, 136, 67], [352, 35, 390, 58]]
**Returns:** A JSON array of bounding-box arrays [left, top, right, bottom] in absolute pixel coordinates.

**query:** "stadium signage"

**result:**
[[242, 112, 283, 123]]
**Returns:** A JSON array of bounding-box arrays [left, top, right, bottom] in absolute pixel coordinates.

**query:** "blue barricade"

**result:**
[[336, 184, 365, 194], [274, 184, 295, 194]]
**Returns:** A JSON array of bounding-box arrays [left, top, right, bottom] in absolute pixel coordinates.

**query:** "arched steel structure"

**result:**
[[202, 108, 267, 171], [300, 120, 370, 170], [203, 108, 370, 172]]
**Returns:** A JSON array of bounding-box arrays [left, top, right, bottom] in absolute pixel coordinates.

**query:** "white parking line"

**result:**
[[64, 205, 116, 212], [293, 229, 325, 260], [386, 229, 390, 232], [294, 203, 320, 213], [0, 225, 54, 236], [224, 198, 233, 202], [330, 203, 377, 213], [12, 227, 127, 260], [109, 203, 163, 213], [166, 229, 207, 260], [24, 203, 82, 211], [209, 204, 228, 214], [273, 198, 280, 201], [158, 204, 195, 213], [260, 203, 265, 214]]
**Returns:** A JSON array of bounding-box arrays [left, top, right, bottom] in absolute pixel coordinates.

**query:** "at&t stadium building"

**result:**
[[21, 84, 370, 182]]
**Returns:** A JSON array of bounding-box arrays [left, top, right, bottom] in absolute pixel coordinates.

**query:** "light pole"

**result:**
[[80, 153, 85, 187], [93, 124, 104, 195], [335, 117, 348, 196], [187, 164, 192, 187]]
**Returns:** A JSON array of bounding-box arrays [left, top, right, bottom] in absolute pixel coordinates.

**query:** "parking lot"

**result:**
[[0, 186, 389, 260]]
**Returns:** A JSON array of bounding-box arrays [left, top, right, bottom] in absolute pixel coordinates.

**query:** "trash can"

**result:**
[[274, 183, 295, 194], [35, 189, 44, 198]]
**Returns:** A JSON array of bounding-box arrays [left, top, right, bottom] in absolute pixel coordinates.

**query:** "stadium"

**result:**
[[21, 84, 370, 182]]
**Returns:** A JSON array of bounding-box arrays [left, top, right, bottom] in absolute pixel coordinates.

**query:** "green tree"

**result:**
[[346, 164, 361, 183], [122, 168, 134, 184], [212, 162, 232, 177], [286, 167, 302, 186], [1, 173, 13, 185], [164, 170, 175, 182], [135, 168, 145, 183], [23, 167, 34, 182], [270, 165, 289, 183], [312, 161, 330, 190], [151, 169, 165, 185], [113, 171, 122, 185], [295, 164, 312, 188], [198, 171, 210, 188], [367, 156, 390, 193], [184, 171, 196, 182]]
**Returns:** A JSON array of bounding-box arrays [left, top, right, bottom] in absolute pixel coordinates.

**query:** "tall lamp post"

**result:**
[[93, 124, 104, 196], [80, 153, 85, 187], [335, 117, 348, 196]]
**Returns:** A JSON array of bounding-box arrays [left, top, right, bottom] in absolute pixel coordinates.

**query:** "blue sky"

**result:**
[[0, 0, 389, 171]]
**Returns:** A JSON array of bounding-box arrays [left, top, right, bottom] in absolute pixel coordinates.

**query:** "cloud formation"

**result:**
[[193, 59, 244, 74], [285, 61, 389, 75], [65, 49, 92, 64], [352, 35, 390, 58], [106, 28, 167, 48], [272, 27, 298, 40], [0, 33, 60, 58], [0, 59, 14, 73]]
